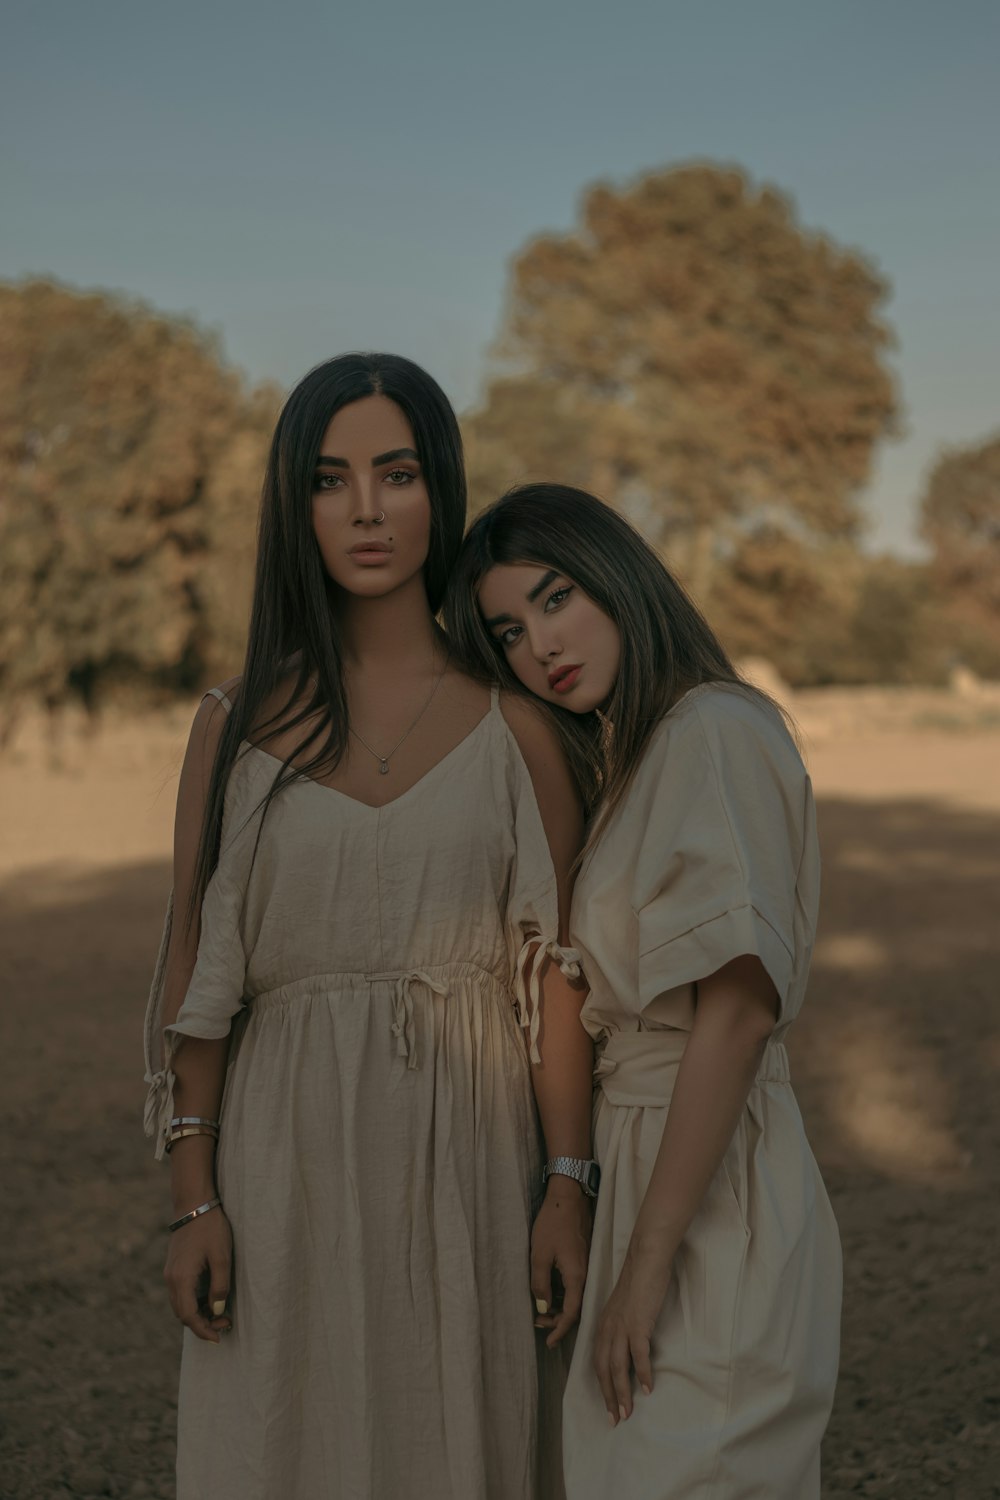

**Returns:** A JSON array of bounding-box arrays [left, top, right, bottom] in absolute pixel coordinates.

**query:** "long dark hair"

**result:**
[[189, 352, 466, 924], [444, 483, 776, 842]]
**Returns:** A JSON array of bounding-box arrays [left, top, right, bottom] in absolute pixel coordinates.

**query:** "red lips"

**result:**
[[548, 664, 582, 693]]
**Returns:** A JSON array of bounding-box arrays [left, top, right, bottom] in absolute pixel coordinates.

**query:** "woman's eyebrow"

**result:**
[[484, 569, 560, 627], [372, 447, 419, 466], [526, 568, 558, 602], [314, 448, 419, 469]]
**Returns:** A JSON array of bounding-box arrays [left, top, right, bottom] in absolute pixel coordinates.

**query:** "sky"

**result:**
[[3, 0, 998, 556]]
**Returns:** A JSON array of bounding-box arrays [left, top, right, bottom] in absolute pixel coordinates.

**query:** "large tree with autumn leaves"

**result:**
[[464, 164, 899, 606], [0, 279, 278, 726]]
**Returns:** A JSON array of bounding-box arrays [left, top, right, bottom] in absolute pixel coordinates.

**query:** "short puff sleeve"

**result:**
[[634, 691, 816, 1021], [142, 748, 256, 1159]]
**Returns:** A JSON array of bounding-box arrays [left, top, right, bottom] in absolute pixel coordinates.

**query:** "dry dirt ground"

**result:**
[[1, 693, 998, 1499]]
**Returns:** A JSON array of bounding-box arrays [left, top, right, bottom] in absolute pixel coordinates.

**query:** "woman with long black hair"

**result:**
[[143, 361, 593, 1499], [445, 483, 842, 1500]]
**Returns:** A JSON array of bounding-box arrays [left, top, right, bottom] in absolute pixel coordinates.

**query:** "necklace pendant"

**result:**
[[378, 759, 390, 776]]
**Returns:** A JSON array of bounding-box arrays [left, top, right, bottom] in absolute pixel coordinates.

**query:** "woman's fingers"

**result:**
[[207, 1245, 232, 1330], [594, 1318, 652, 1421], [610, 1329, 634, 1420], [167, 1262, 222, 1343], [631, 1331, 654, 1397], [163, 1215, 233, 1343], [593, 1325, 620, 1424], [546, 1262, 585, 1347], [529, 1246, 554, 1320]]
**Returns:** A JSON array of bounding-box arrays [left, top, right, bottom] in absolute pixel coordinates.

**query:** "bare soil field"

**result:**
[[1, 691, 998, 1499]]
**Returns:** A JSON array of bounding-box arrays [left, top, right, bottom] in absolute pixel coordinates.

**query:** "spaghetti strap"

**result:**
[[204, 685, 234, 713]]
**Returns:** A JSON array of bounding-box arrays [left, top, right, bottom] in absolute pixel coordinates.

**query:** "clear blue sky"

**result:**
[[3, 0, 998, 555]]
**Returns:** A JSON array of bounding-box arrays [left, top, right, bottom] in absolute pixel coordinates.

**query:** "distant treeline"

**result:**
[[1, 165, 998, 727]]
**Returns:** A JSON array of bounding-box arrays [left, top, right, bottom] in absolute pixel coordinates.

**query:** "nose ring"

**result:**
[[373, 511, 386, 525]]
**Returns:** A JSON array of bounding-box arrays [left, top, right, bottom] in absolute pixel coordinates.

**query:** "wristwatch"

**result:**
[[542, 1155, 601, 1198]]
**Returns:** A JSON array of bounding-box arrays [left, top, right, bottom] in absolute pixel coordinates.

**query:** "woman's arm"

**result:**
[[502, 695, 594, 1347], [159, 688, 237, 1344], [594, 954, 777, 1422]]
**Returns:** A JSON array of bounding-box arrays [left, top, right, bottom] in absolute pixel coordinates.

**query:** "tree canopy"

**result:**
[[0, 279, 278, 723], [919, 429, 1000, 674], [464, 164, 899, 599]]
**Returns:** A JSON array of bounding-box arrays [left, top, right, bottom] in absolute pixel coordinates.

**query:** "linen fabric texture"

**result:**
[[143, 687, 578, 1500], [564, 685, 842, 1500]]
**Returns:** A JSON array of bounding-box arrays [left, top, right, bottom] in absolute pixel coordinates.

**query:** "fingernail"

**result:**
[[212, 1300, 227, 1317], [641, 1384, 652, 1396], [535, 1298, 549, 1315], [619, 1404, 628, 1422], [607, 1410, 616, 1427]]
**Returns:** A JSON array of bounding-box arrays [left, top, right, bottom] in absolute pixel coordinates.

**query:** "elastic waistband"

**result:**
[[250, 960, 505, 1011], [595, 1029, 789, 1108]]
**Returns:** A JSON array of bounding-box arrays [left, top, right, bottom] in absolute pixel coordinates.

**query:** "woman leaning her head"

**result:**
[[443, 481, 750, 827], [445, 481, 841, 1499]]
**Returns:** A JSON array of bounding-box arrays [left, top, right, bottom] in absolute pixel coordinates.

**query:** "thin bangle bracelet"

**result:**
[[165, 1126, 219, 1154], [168, 1197, 222, 1233], [169, 1116, 220, 1130]]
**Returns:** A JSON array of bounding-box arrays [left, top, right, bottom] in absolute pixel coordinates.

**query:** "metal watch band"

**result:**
[[542, 1155, 601, 1198]]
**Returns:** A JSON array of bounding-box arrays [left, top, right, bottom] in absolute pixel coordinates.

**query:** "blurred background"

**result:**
[[1, 3, 997, 1497]]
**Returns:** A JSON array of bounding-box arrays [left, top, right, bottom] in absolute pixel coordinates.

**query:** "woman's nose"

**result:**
[[529, 627, 560, 664], [352, 480, 382, 523]]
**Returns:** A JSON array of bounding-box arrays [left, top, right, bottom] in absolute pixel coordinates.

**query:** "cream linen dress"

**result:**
[[563, 685, 841, 1500], [144, 686, 578, 1500]]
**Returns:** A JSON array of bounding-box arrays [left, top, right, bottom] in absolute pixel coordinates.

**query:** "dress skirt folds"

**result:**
[[143, 688, 577, 1500], [563, 686, 842, 1500]]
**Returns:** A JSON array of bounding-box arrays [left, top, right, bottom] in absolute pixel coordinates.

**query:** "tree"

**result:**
[[919, 430, 1000, 678], [0, 279, 278, 725], [464, 164, 898, 602], [921, 429, 1000, 612]]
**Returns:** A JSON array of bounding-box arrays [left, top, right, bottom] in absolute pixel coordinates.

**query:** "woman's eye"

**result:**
[[497, 625, 522, 648], [386, 468, 415, 485], [545, 586, 572, 611], [314, 473, 342, 491]]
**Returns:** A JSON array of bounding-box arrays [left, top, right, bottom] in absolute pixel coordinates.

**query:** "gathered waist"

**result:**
[[248, 961, 510, 1071], [250, 960, 506, 1010], [595, 1028, 790, 1107]]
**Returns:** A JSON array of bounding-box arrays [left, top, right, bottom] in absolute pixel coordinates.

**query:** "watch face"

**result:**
[[585, 1161, 601, 1196]]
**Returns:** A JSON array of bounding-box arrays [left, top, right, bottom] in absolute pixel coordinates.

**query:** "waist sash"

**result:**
[[595, 1028, 789, 1108]]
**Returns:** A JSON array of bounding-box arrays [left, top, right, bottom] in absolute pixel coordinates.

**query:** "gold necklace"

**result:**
[[349, 653, 450, 775]]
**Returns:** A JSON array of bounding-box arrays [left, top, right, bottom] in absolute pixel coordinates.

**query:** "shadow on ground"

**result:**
[[1, 798, 997, 1498]]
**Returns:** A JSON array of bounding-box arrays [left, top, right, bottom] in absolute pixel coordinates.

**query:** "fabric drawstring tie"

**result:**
[[514, 937, 582, 1064], [143, 1056, 177, 1162], [366, 970, 449, 1070]]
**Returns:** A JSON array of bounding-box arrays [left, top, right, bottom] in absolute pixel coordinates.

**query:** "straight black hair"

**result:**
[[189, 352, 466, 923]]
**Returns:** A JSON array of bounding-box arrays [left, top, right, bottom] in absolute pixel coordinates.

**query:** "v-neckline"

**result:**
[[239, 698, 496, 813]]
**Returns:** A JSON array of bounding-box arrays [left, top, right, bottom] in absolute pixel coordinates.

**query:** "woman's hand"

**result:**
[[593, 1237, 673, 1423], [163, 1206, 234, 1344], [530, 1179, 592, 1347]]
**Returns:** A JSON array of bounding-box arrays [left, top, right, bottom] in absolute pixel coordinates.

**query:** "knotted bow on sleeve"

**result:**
[[143, 1064, 176, 1162], [513, 936, 582, 1064]]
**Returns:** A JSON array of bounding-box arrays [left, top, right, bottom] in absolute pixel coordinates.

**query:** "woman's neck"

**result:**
[[335, 575, 444, 673]]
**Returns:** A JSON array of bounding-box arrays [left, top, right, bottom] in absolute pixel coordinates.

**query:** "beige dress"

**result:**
[[563, 685, 841, 1500], [143, 687, 577, 1500]]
